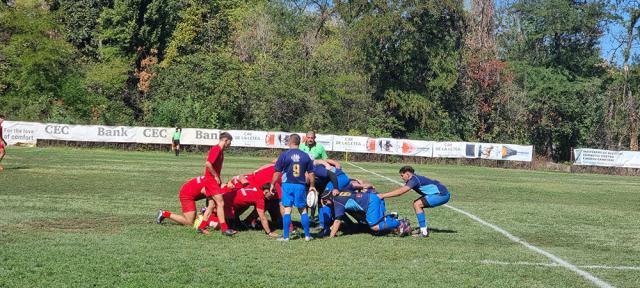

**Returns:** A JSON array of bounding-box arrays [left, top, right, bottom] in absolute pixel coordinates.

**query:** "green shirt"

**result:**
[[172, 131, 181, 140], [300, 142, 328, 160]]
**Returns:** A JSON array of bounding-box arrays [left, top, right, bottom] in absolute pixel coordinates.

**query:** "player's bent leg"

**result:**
[[213, 194, 234, 236], [170, 211, 196, 226]]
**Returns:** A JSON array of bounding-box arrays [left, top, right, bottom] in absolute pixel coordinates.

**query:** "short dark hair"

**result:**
[[219, 132, 233, 141], [399, 166, 414, 174], [261, 183, 271, 191], [289, 134, 300, 145], [0, 114, 5, 119]]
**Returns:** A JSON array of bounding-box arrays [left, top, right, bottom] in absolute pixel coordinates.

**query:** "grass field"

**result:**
[[1, 147, 639, 287]]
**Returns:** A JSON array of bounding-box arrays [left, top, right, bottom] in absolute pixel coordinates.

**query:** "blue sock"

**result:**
[[283, 214, 291, 239], [417, 212, 426, 229], [319, 206, 331, 229], [377, 216, 400, 232], [301, 213, 310, 238]]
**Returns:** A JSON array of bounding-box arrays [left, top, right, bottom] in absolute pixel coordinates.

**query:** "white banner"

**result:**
[[1, 121, 534, 162], [574, 149, 640, 168], [2, 121, 40, 145], [432, 142, 470, 158], [228, 130, 269, 148], [476, 143, 533, 162], [136, 127, 173, 144], [38, 123, 89, 141], [332, 136, 375, 153], [397, 140, 434, 157]]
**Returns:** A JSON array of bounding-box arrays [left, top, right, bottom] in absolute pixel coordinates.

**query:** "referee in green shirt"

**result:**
[[300, 131, 327, 160], [172, 127, 182, 157]]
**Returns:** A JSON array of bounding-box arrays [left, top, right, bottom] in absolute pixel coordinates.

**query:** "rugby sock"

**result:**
[[162, 211, 171, 218], [417, 212, 426, 228], [198, 219, 209, 230], [220, 222, 229, 231], [377, 217, 400, 232], [301, 213, 310, 238], [283, 214, 292, 239]]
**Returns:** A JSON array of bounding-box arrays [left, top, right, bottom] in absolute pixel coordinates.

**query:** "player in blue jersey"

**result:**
[[379, 166, 450, 238], [324, 189, 411, 237], [270, 134, 316, 241]]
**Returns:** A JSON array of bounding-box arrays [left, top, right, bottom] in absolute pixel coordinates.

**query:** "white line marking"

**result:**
[[346, 162, 616, 288], [478, 260, 640, 271]]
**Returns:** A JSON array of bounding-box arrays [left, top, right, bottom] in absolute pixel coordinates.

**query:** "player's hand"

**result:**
[[269, 183, 275, 194], [332, 189, 339, 196], [378, 193, 385, 200], [309, 187, 317, 193], [215, 176, 221, 185], [267, 232, 278, 238]]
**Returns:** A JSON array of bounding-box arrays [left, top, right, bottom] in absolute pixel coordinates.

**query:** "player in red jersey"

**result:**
[[0, 114, 6, 171], [217, 183, 279, 237], [202, 132, 234, 236], [156, 176, 208, 225]]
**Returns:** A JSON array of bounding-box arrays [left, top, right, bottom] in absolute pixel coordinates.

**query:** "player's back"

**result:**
[[275, 148, 313, 184], [410, 174, 448, 195]]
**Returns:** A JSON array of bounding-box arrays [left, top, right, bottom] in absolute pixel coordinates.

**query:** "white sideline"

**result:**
[[346, 162, 616, 288], [478, 260, 640, 271]]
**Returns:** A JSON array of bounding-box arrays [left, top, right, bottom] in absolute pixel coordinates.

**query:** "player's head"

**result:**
[[305, 130, 316, 146], [399, 165, 415, 181], [261, 183, 276, 200], [320, 189, 333, 206], [0, 114, 4, 123], [288, 133, 301, 148], [219, 132, 233, 149]]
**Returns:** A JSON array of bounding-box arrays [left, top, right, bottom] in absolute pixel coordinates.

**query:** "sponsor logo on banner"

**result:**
[[433, 142, 468, 158], [2, 121, 39, 145], [39, 123, 87, 141], [266, 132, 303, 148], [398, 140, 434, 157], [228, 130, 268, 148], [180, 128, 220, 145], [87, 126, 138, 142], [332, 136, 373, 153], [375, 138, 399, 154], [136, 127, 172, 144]]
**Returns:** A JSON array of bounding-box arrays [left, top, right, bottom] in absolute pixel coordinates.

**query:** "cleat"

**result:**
[[397, 219, 411, 237], [276, 237, 289, 242], [389, 212, 398, 219], [196, 228, 210, 235], [222, 229, 236, 237], [305, 236, 314, 241], [156, 210, 165, 224]]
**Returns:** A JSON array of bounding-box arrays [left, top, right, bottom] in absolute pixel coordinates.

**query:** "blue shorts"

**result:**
[[419, 193, 450, 208], [325, 174, 350, 191], [281, 183, 307, 208], [365, 194, 387, 227]]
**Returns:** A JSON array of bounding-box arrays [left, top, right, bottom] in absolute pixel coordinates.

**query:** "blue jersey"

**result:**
[[275, 148, 314, 185], [405, 174, 448, 196], [332, 191, 370, 222], [313, 165, 345, 178]]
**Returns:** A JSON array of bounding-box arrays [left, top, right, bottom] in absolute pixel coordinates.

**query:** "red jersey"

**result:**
[[223, 186, 265, 210], [204, 145, 224, 180], [246, 163, 280, 188], [180, 176, 207, 199]]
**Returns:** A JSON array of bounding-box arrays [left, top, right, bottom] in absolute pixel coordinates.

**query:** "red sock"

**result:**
[[290, 223, 294, 232], [220, 222, 229, 231], [198, 219, 210, 230], [162, 211, 171, 218]]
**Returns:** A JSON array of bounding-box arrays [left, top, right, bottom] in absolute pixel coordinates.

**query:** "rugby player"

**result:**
[[324, 189, 411, 237], [270, 134, 316, 241], [201, 132, 235, 236], [156, 176, 208, 226], [379, 166, 450, 238]]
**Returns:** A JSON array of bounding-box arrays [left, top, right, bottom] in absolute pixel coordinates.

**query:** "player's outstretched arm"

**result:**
[[257, 208, 278, 237], [326, 159, 341, 169], [379, 186, 411, 200], [329, 220, 341, 238]]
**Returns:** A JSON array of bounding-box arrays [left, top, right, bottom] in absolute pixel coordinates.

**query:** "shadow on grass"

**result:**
[[429, 227, 457, 234]]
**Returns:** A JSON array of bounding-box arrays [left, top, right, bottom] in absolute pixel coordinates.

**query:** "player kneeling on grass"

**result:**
[[205, 184, 279, 237], [156, 176, 209, 226], [379, 166, 450, 238], [325, 189, 411, 238]]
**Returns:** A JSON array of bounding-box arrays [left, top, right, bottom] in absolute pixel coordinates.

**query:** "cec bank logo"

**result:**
[[291, 154, 300, 162]]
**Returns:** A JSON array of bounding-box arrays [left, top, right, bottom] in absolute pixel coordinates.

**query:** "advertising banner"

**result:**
[[432, 142, 470, 158], [180, 128, 220, 146], [574, 149, 640, 168], [38, 123, 89, 141], [397, 140, 434, 157], [265, 132, 304, 149], [332, 136, 375, 153], [228, 130, 269, 148], [2, 121, 40, 145], [476, 143, 533, 162], [83, 125, 138, 143], [136, 127, 173, 144]]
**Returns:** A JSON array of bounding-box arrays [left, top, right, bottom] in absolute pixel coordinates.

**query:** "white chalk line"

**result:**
[[346, 162, 617, 288]]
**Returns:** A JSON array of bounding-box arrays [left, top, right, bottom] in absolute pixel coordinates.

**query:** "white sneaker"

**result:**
[[305, 236, 313, 241], [277, 237, 289, 242]]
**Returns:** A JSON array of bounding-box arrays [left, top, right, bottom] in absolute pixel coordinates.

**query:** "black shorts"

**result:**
[[172, 139, 180, 145]]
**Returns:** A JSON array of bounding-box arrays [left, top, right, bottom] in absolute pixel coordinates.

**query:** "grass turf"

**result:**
[[1, 147, 639, 287]]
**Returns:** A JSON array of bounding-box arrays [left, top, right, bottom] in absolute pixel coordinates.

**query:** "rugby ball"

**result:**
[[306, 190, 317, 207]]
